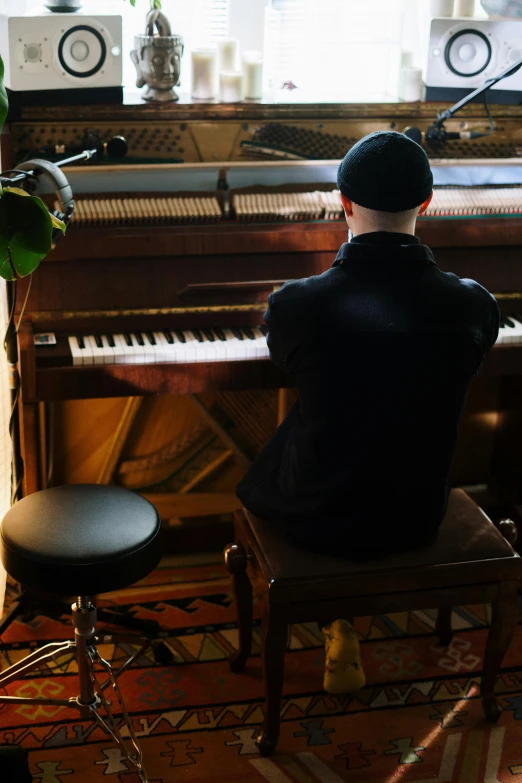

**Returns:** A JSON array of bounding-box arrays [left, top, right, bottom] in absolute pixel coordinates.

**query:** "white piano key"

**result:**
[[99, 334, 116, 364], [86, 335, 105, 365], [77, 335, 94, 365], [137, 331, 157, 363], [151, 331, 170, 362], [252, 327, 270, 358], [219, 328, 242, 360], [180, 330, 200, 362], [69, 336, 85, 366], [501, 316, 522, 345], [111, 333, 127, 364]]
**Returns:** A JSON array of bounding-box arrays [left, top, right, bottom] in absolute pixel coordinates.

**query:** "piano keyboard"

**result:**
[[55, 315, 521, 367], [67, 327, 269, 366], [497, 314, 522, 345], [65, 186, 522, 228]]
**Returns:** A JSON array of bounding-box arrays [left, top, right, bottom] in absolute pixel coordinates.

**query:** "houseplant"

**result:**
[[0, 56, 66, 281]]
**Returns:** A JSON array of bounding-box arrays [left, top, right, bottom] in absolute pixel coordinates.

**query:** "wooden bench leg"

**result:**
[[435, 606, 453, 647], [224, 543, 253, 672], [481, 581, 520, 722], [256, 600, 288, 757]]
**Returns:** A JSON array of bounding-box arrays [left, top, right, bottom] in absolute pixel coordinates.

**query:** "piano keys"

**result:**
[[68, 327, 270, 366], [30, 314, 522, 370]]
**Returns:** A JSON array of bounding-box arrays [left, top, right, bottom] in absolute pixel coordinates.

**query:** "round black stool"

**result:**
[[0, 484, 162, 783]]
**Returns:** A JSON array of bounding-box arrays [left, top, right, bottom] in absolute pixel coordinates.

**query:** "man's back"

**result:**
[[237, 232, 499, 557]]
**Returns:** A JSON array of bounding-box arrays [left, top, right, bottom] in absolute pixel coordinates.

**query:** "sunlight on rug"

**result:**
[[0, 553, 521, 782]]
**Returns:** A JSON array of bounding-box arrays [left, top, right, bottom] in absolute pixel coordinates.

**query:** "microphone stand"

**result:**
[[426, 55, 522, 146]]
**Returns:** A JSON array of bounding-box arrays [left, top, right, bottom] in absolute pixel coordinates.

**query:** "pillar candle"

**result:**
[[454, 0, 475, 15], [191, 48, 216, 99], [219, 71, 243, 102], [218, 38, 239, 71], [243, 50, 263, 100], [401, 66, 424, 102], [429, 0, 454, 15]]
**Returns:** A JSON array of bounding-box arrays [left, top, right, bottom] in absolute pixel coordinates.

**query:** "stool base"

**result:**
[[0, 597, 150, 783]]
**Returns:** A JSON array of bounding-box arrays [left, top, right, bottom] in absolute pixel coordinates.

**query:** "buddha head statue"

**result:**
[[130, 9, 184, 102]]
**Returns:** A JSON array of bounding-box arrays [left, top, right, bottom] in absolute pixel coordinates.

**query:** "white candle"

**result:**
[[401, 66, 424, 102], [430, 0, 454, 15], [243, 50, 263, 100], [191, 48, 216, 99], [219, 71, 243, 102], [454, 0, 475, 15], [219, 38, 239, 71]]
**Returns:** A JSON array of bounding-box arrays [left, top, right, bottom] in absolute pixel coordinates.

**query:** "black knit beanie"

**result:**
[[337, 131, 433, 212]]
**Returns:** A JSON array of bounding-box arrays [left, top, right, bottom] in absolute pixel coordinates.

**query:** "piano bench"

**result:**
[[223, 488, 522, 757], [0, 484, 163, 778]]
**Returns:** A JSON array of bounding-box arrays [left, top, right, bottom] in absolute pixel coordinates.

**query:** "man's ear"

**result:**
[[418, 191, 433, 216], [340, 193, 353, 217]]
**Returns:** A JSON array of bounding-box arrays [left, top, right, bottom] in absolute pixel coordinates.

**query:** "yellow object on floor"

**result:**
[[322, 618, 366, 694]]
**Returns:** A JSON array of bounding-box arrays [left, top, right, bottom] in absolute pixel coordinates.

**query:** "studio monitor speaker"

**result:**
[[425, 17, 522, 104], [0, 8, 123, 105]]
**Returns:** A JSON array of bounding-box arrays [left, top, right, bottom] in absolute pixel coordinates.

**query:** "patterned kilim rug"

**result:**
[[1, 552, 522, 782]]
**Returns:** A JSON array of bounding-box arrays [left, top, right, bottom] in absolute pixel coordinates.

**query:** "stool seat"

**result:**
[[0, 484, 162, 595], [244, 488, 519, 603]]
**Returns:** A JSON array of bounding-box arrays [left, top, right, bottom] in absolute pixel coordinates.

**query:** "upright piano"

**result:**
[[4, 98, 522, 533]]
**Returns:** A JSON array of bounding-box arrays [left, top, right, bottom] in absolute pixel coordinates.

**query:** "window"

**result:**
[[265, 0, 406, 102]]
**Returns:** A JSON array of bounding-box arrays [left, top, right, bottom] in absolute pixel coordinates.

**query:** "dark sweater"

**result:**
[[236, 231, 500, 558]]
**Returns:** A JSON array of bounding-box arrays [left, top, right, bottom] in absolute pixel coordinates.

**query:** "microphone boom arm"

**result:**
[[434, 55, 522, 127]]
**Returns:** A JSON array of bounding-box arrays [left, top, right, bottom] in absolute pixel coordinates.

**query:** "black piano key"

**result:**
[[231, 327, 244, 340], [203, 328, 216, 342], [163, 330, 174, 344], [215, 328, 227, 341], [135, 333, 145, 346], [174, 329, 186, 343], [77, 335, 85, 349], [124, 332, 133, 346], [106, 334, 116, 348], [146, 331, 156, 345], [243, 327, 256, 340], [259, 325, 268, 335], [94, 334, 103, 348], [192, 329, 204, 343], [504, 317, 516, 328]]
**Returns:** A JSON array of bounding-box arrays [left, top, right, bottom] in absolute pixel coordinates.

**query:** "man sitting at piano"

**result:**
[[237, 130, 500, 694]]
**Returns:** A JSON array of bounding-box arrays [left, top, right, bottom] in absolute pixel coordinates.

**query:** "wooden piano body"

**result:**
[[4, 98, 522, 535]]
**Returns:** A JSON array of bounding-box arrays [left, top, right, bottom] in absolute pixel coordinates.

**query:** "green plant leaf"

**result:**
[[8, 241, 45, 277], [0, 56, 7, 132], [0, 256, 15, 282], [2, 188, 53, 254], [50, 213, 66, 233]]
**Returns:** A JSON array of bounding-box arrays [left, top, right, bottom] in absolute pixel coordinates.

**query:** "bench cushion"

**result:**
[[242, 489, 522, 601], [1, 484, 162, 596]]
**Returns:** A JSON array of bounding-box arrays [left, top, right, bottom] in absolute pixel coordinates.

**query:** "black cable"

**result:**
[[0, 169, 36, 179], [482, 91, 495, 137], [3, 278, 17, 354]]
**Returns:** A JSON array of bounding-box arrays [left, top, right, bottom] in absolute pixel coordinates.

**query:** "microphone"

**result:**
[[403, 125, 488, 147], [25, 133, 128, 164]]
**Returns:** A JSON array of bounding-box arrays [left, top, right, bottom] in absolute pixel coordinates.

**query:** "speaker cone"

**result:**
[[444, 28, 492, 77], [58, 24, 106, 78]]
